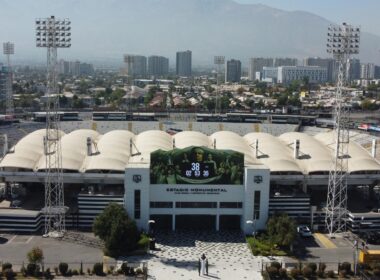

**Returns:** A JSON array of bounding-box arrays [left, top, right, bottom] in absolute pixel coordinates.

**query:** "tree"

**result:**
[[266, 214, 296, 248], [27, 247, 44, 264], [93, 203, 139, 258]]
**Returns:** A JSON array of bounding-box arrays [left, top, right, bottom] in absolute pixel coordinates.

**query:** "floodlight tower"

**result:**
[[36, 16, 71, 238], [325, 23, 360, 236], [214, 56, 225, 115], [3, 42, 15, 115]]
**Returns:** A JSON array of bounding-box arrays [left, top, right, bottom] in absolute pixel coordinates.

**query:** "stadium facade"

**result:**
[[0, 129, 379, 233]]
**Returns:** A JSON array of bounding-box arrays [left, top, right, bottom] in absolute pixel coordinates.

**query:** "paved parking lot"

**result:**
[[0, 233, 104, 271]]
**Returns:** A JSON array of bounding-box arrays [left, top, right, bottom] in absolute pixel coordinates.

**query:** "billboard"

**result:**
[[150, 146, 244, 185]]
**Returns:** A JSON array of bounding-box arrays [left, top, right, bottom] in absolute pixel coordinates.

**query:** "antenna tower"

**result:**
[[3, 42, 14, 115], [36, 16, 71, 237], [325, 23, 360, 236]]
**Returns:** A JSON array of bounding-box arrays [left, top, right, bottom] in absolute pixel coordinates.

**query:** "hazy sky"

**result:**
[[236, 0, 379, 36], [1, 0, 379, 65]]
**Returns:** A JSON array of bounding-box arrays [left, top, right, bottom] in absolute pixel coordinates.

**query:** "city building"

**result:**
[[58, 60, 94, 76], [349, 58, 361, 81], [375, 66, 380, 79], [262, 67, 278, 83], [148, 56, 169, 77], [360, 63, 375, 80], [273, 57, 298, 67], [248, 58, 273, 81], [277, 66, 327, 84], [125, 55, 147, 78], [248, 57, 298, 81], [304, 57, 336, 82], [225, 59, 242, 83], [176, 50, 192, 77]]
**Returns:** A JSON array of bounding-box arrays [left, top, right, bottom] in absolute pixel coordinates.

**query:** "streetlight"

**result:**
[[246, 218, 257, 238]]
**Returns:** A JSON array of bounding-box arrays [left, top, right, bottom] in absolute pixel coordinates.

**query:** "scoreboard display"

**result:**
[[150, 146, 244, 185]]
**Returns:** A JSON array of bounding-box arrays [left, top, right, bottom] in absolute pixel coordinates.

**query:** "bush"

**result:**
[[290, 268, 300, 279], [59, 262, 69, 276], [2, 263, 12, 271], [3, 268, 15, 280], [302, 267, 313, 279], [93, 262, 104, 276], [87, 268, 91, 275], [27, 247, 44, 264], [26, 263, 38, 276], [54, 267, 58, 276], [267, 266, 278, 278], [279, 268, 288, 278], [307, 262, 317, 273], [339, 262, 351, 274], [135, 268, 143, 275], [138, 234, 150, 250], [327, 270, 335, 278], [271, 261, 282, 270], [72, 269, 79, 276]]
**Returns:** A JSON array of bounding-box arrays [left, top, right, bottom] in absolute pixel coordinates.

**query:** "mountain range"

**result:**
[[0, 0, 379, 66]]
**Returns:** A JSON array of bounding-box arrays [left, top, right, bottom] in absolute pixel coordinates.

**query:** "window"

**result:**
[[134, 190, 141, 219], [175, 202, 217, 208], [254, 191, 261, 219], [150, 201, 173, 208], [220, 202, 243, 208]]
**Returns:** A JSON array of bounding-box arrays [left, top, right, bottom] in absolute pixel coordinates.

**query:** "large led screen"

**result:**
[[150, 146, 244, 185]]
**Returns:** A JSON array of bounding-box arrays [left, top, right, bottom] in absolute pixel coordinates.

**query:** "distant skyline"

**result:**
[[235, 0, 380, 36], [0, 0, 379, 66]]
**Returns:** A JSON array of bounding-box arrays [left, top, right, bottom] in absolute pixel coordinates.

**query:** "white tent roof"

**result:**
[[0, 129, 379, 175]]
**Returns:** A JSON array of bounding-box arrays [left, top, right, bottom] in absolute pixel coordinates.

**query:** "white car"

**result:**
[[297, 226, 312, 237]]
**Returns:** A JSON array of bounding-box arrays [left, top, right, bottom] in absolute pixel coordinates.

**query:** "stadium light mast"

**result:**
[[325, 23, 360, 236], [3, 42, 15, 115], [214, 56, 225, 115], [36, 16, 71, 238]]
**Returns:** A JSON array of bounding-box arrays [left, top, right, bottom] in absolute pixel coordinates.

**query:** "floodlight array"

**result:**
[[3, 42, 14, 55], [36, 16, 71, 48], [214, 56, 225, 65], [327, 23, 360, 55]]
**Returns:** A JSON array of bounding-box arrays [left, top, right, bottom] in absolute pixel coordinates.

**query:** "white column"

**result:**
[[172, 214, 176, 231]]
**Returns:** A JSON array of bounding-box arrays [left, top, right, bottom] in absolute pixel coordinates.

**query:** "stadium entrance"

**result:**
[[150, 215, 172, 230], [219, 215, 241, 230], [176, 215, 216, 230]]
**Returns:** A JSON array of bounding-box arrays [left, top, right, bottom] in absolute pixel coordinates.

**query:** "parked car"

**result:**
[[297, 226, 312, 237]]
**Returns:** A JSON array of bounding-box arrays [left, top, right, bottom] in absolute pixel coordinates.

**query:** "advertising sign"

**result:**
[[150, 146, 244, 185]]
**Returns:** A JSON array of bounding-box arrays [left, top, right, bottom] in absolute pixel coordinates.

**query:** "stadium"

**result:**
[[0, 120, 379, 234]]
